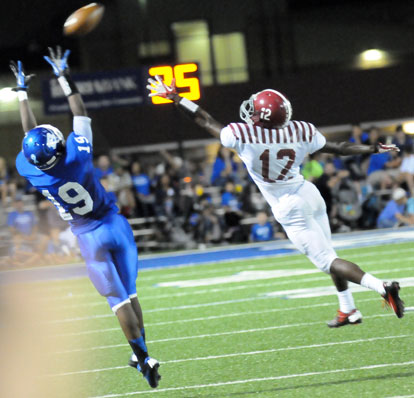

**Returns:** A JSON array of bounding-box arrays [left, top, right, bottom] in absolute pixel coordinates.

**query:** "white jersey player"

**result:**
[[147, 76, 404, 326]]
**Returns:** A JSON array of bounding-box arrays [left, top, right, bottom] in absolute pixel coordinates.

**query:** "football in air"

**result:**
[[63, 3, 105, 36]]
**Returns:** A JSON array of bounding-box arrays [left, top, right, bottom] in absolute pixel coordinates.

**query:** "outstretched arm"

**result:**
[[10, 61, 37, 133], [319, 140, 399, 156], [44, 47, 87, 117], [147, 76, 224, 139]]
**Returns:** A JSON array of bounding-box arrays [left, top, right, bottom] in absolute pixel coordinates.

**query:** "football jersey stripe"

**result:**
[[249, 125, 258, 143], [297, 121, 306, 141], [259, 126, 266, 143], [232, 123, 245, 143], [300, 122, 309, 142], [240, 123, 251, 143], [287, 124, 295, 143], [306, 122, 314, 142], [273, 129, 278, 144], [264, 128, 271, 143], [245, 124, 254, 143], [229, 124, 240, 140]]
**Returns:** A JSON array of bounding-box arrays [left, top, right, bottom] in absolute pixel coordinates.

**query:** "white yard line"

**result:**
[[56, 294, 411, 337], [56, 265, 414, 308], [32, 246, 414, 298], [88, 360, 414, 397], [48, 291, 414, 326], [54, 313, 398, 354], [49, 334, 411, 377]]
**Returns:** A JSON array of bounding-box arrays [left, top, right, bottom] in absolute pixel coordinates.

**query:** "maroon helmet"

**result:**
[[240, 89, 292, 128]]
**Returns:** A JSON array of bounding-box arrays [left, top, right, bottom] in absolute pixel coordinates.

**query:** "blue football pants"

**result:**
[[76, 213, 138, 312]]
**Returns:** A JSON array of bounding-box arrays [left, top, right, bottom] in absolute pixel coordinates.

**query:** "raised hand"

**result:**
[[146, 75, 177, 99], [9, 60, 35, 91], [44, 46, 71, 77], [376, 142, 400, 153]]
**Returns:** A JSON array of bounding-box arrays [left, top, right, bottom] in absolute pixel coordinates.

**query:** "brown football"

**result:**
[[63, 3, 105, 36]]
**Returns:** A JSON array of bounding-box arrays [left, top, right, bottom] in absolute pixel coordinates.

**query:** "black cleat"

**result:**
[[327, 309, 362, 328], [140, 357, 161, 388], [383, 282, 404, 318]]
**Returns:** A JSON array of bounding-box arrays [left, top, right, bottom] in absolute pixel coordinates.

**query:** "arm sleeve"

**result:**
[[73, 116, 93, 144], [220, 126, 237, 148], [309, 128, 327, 154]]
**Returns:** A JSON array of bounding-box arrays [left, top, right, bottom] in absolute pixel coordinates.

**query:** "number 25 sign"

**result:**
[[148, 63, 201, 104]]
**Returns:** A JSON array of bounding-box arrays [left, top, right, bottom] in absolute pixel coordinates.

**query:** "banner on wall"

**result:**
[[41, 69, 145, 115]]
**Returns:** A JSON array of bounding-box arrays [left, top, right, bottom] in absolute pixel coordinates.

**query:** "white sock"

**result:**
[[337, 289, 356, 313], [360, 273, 386, 295]]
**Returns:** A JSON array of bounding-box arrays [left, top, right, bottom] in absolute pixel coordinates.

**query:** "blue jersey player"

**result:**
[[10, 47, 160, 388]]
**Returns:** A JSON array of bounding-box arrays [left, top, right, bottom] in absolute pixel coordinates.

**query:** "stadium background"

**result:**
[[0, 0, 414, 153], [0, 2, 413, 396]]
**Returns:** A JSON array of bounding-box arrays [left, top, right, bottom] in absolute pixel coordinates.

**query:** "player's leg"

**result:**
[[330, 258, 404, 318], [109, 214, 160, 387], [313, 207, 360, 324], [110, 215, 146, 339], [77, 225, 160, 388], [301, 182, 403, 319], [276, 182, 361, 326]]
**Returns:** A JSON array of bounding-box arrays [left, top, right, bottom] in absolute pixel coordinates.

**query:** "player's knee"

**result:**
[[311, 251, 337, 274]]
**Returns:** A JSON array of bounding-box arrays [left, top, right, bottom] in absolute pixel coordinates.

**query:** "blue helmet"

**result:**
[[22, 124, 66, 170]]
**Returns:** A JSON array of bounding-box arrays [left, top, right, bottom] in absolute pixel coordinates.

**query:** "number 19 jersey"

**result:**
[[221, 120, 326, 187], [16, 132, 118, 235]]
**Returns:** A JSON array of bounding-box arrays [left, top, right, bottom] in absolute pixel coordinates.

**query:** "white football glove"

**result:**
[[376, 142, 400, 153], [146, 75, 177, 99]]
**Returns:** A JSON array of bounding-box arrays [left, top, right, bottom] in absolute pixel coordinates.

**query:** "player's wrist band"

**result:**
[[58, 75, 79, 97], [179, 97, 199, 113], [17, 90, 28, 101]]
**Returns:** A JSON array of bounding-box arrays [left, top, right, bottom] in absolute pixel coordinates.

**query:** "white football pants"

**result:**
[[268, 180, 337, 273]]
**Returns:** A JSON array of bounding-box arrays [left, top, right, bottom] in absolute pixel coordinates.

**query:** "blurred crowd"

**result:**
[[1, 124, 414, 268]]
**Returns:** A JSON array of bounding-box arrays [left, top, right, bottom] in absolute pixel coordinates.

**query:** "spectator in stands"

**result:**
[[349, 123, 369, 145], [392, 125, 413, 155], [154, 174, 178, 218], [131, 161, 154, 218], [377, 187, 414, 228], [315, 161, 349, 221], [221, 181, 245, 242], [211, 146, 238, 186], [344, 124, 368, 182], [108, 165, 135, 218], [197, 203, 223, 245], [221, 181, 241, 211], [366, 127, 401, 190], [94, 154, 114, 180], [406, 195, 414, 217], [250, 211, 274, 242], [398, 143, 414, 196], [0, 157, 10, 204], [7, 197, 40, 266]]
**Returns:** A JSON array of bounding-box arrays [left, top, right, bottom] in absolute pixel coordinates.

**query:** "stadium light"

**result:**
[[0, 87, 18, 103], [403, 121, 414, 135], [356, 49, 391, 69], [361, 49, 383, 62]]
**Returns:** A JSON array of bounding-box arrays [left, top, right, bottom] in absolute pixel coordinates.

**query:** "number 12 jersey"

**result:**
[[220, 120, 326, 192]]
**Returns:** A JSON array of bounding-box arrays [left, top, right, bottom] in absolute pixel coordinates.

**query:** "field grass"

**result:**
[[26, 241, 414, 397]]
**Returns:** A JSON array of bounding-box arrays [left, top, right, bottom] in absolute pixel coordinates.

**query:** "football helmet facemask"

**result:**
[[240, 89, 292, 128], [22, 124, 66, 170]]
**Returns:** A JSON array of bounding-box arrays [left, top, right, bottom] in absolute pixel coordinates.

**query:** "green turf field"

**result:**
[[37, 241, 413, 397]]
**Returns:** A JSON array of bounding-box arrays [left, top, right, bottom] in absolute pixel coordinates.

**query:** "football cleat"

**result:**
[[327, 309, 362, 328], [383, 282, 404, 318], [140, 357, 161, 388]]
